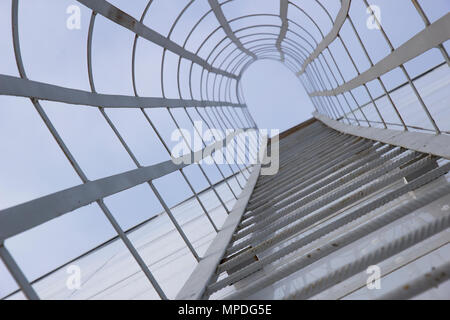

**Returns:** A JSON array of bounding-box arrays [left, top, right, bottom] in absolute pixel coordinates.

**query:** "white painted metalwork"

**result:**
[[1, 0, 449, 300]]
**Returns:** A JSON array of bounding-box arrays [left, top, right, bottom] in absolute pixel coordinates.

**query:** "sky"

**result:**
[[0, 0, 449, 299], [241, 59, 315, 132]]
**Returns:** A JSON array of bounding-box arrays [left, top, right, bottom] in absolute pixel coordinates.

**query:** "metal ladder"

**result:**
[[178, 119, 450, 300]]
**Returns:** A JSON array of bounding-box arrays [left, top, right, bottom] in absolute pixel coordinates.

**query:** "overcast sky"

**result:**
[[0, 0, 449, 299]]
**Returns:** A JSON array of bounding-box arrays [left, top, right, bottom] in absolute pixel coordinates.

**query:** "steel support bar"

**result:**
[[276, 0, 289, 62], [243, 144, 392, 223], [224, 154, 432, 261], [285, 212, 450, 300], [224, 184, 450, 300], [0, 245, 39, 300], [298, 0, 351, 75], [208, 0, 256, 60], [378, 261, 450, 300], [176, 165, 261, 300], [0, 130, 244, 241], [207, 160, 450, 294], [76, 0, 238, 79], [238, 147, 406, 237], [249, 137, 370, 204]]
